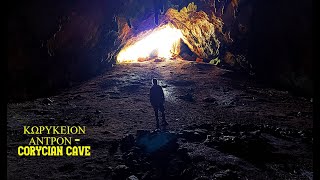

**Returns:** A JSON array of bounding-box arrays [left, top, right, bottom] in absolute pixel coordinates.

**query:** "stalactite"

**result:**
[[153, 0, 166, 25], [231, 0, 239, 18], [127, 18, 132, 28], [160, 0, 165, 14]]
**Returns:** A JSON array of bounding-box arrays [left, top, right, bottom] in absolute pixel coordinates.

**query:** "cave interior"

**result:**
[[7, 0, 315, 180]]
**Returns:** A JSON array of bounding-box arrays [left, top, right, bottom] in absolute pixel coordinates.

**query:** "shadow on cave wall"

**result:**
[[248, 0, 313, 97], [8, 0, 118, 102], [7, 0, 313, 102]]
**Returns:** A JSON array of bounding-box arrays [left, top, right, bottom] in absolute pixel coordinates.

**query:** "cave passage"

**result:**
[[116, 2, 222, 64], [7, 0, 314, 179]]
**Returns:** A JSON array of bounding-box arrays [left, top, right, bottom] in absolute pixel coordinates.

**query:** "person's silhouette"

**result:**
[[150, 78, 168, 128]]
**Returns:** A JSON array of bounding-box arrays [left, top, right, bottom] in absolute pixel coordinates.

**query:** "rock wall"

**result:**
[[8, 0, 118, 101], [247, 0, 313, 96], [7, 0, 313, 101]]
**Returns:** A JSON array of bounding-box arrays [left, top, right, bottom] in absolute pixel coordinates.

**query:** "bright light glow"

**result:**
[[117, 25, 183, 63]]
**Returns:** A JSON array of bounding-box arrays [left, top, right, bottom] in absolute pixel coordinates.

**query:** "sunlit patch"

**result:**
[[117, 25, 183, 63]]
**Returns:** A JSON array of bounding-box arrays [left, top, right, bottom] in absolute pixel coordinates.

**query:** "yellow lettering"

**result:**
[[36, 137, 43, 145], [39, 126, 45, 134], [42, 146, 47, 156], [45, 126, 52, 134], [66, 146, 72, 156], [61, 126, 66, 134], [29, 146, 35, 156], [18, 146, 24, 156], [29, 137, 36, 145], [31, 126, 40, 134], [85, 146, 91, 156], [23, 126, 31, 134], [78, 126, 86, 134]]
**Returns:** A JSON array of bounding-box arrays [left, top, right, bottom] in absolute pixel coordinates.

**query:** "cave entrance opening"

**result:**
[[116, 24, 184, 63]]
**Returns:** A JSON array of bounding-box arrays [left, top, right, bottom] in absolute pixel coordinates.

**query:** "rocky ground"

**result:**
[[7, 60, 313, 179]]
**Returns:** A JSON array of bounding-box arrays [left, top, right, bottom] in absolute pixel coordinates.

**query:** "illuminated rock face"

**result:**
[[116, 3, 222, 63], [165, 3, 220, 59]]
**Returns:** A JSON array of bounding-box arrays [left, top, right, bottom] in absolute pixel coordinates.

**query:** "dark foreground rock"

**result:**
[[107, 123, 312, 180]]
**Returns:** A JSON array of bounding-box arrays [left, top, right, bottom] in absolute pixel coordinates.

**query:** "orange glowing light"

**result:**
[[117, 25, 183, 63]]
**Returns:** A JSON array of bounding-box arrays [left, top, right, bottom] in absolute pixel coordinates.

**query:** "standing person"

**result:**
[[150, 78, 168, 128]]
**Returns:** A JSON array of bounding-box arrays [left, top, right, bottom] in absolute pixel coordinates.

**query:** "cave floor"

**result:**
[[7, 60, 313, 179]]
